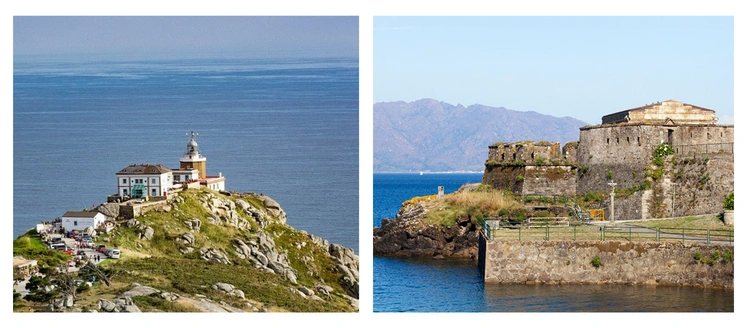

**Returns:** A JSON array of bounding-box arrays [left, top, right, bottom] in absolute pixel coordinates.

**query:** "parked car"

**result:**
[[76, 250, 86, 256], [62, 248, 75, 255], [49, 242, 66, 249], [106, 248, 121, 259], [81, 240, 95, 248], [97, 245, 107, 253]]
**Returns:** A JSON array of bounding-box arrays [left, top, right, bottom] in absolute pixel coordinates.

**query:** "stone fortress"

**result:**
[[482, 100, 734, 220]]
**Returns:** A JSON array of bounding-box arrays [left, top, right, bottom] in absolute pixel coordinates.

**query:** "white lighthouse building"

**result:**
[[115, 131, 226, 198]]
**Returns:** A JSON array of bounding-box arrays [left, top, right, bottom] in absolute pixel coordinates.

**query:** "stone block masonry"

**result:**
[[483, 141, 577, 196], [481, 240, 733, 288]]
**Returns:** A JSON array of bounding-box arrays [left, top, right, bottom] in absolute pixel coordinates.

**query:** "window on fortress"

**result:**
[[607, 138, 609, 144], [501, 154, 505, 160], [531, 152, 535, 159], [627, 137, 630, 143], [616, 138, 619, 144], [637, 137, 640, 145]]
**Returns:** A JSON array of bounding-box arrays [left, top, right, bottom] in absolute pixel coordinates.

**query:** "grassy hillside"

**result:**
[[14, 189, 356, 312]]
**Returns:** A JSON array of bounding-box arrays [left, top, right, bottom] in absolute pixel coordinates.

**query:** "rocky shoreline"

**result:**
[[373, 200, 479, 259]]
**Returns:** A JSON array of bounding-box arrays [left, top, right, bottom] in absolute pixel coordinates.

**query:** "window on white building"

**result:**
[[122, 178, 127, 184], [152, 178, 156, 184], [74, 221, 78, 226], [152, 188, 157, 196]]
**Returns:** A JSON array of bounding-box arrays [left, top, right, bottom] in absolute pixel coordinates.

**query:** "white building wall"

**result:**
[[61, 213, 106, 232], [117, 172, 173, 197]]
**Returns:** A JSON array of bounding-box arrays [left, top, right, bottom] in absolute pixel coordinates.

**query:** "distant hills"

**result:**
[[374, 99, 588, 172]]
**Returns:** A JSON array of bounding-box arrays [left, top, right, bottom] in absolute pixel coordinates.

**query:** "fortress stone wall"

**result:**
[[483, 141, 576, 196], [480, 240, 733, 288], [483, 100, 734, 220]]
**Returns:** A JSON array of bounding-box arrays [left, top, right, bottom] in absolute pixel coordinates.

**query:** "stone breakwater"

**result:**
[[481, 240, 733, 289]]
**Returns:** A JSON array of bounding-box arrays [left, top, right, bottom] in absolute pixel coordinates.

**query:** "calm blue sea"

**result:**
[[373, 173, 734, 312], [13, 57, 358, 252]]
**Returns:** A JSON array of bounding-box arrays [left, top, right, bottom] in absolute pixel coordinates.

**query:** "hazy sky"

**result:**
[[374, 16, 734, 124], [14, 16, 359, 59]]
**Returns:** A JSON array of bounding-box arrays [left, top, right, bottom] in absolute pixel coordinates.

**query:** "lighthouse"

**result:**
[[180, 131, 207, 179]]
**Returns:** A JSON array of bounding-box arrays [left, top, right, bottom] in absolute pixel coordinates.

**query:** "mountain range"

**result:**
[[374, 99, 588, 172]]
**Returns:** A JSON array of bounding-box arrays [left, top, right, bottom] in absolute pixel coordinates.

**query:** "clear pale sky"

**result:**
[[374, 16, 734, 125], [14, 16, 359, 60]]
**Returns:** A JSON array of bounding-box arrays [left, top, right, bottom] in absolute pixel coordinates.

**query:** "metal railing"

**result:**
[[481, 222, 733, 245]]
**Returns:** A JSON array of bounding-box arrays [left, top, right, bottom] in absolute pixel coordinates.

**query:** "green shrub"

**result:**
[[474, 184, 493, 192], [724, 193, 734, 210], [694, 252, 702, 261], [512, 208, 527, 220], [498, 209, 509, 217], [607, 171, 613, 180], [700, 173, 710, 185], [536, 157, 546, 165], [516, 174, 524, 183], [653, 157, 664, 167], [76, 283, 91, 294], [722, 249, 733, 263], [584, 191, 603, 202], [646, 167, 663, 180], [533, 210, 550, 217], [654, 142, 675, 158], [591, 256, 603, 268], [639, 180, 652, 190]]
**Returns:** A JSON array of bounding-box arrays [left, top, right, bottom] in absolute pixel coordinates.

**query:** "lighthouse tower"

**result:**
[[180, 131, 207, 179]]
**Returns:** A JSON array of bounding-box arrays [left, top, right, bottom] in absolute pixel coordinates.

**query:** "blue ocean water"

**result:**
[[13, 57, 358, 252], [373, 173, 734, 312]]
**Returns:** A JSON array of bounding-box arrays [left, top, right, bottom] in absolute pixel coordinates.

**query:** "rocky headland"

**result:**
[[373, 194, 480, 259], [13, 189, 358, 312]]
